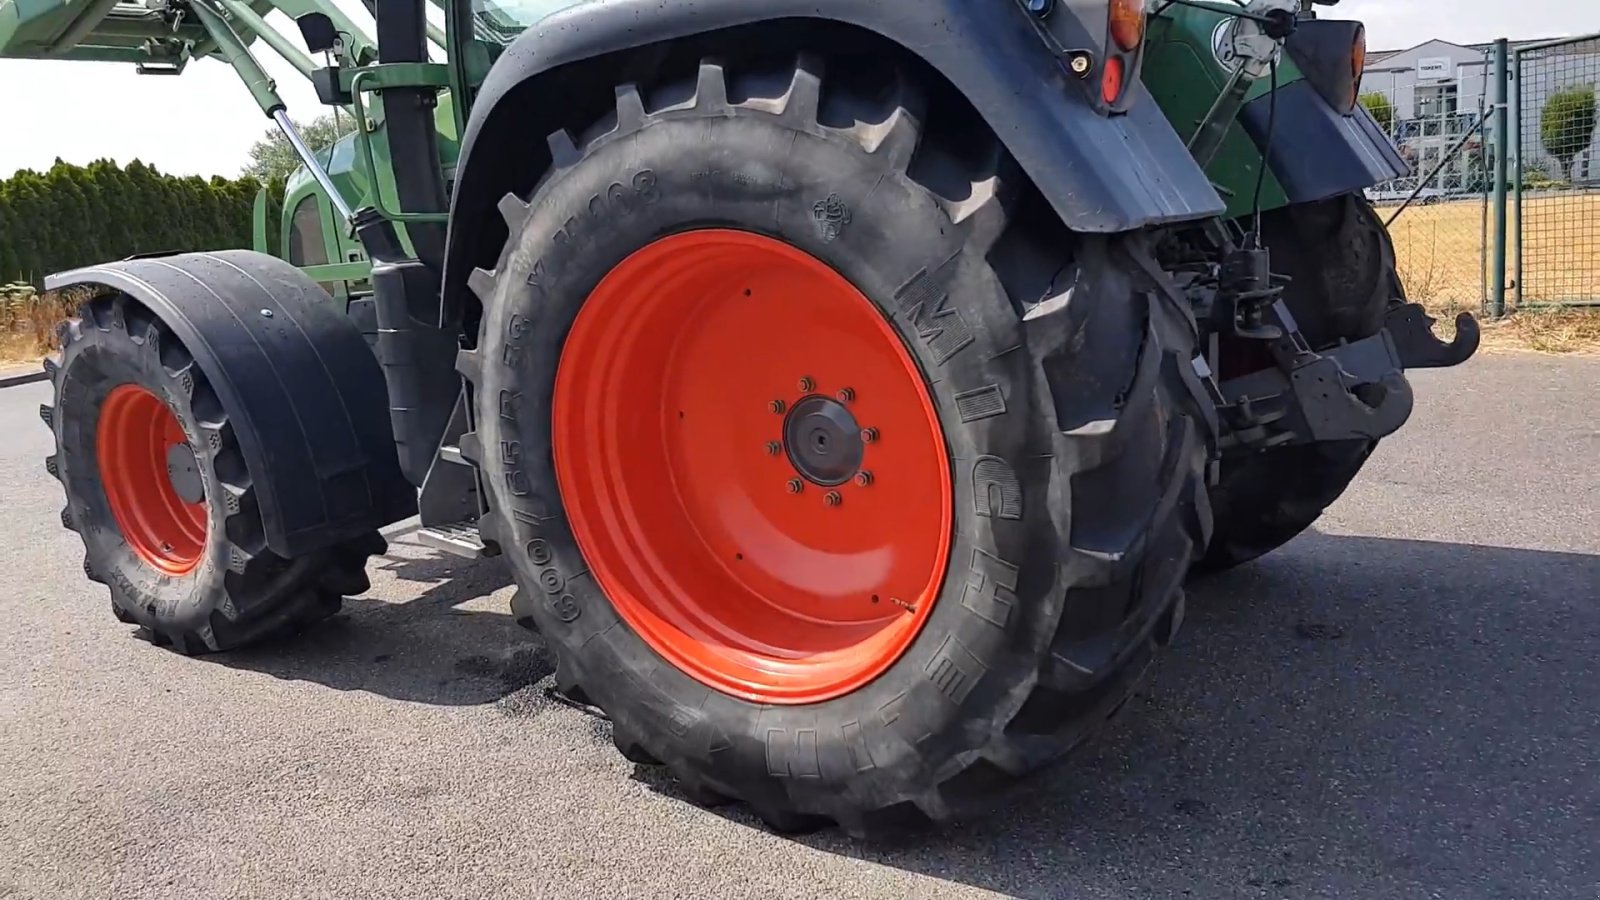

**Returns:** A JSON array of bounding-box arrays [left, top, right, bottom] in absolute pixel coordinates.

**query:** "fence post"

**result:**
[[1511, 47, 1524, 309], [1491, 38, 1510, 318]]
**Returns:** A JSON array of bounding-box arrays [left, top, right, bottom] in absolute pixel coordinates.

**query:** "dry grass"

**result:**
[[1373, 192, 1600, 355], [1374, 192, 1600, 308], [0, 286, 78, 367]]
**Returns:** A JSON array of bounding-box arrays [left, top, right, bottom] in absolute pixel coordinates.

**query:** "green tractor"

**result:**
[[5, 0, 1477, 836]]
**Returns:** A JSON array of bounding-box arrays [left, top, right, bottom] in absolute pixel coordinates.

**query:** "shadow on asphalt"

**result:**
[[208, 546, 547, 707], [204, 530, 1597, 897]]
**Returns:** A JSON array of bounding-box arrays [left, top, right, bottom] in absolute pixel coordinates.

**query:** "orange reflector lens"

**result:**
[[1350, 25, 1368, 110], [1109, 0, 1146, 52]]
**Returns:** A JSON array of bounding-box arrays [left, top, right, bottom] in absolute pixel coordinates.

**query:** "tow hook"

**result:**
[[1383, 302, 1481, 369]]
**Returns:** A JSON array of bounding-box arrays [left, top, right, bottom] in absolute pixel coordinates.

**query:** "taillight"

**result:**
[[1102, 56, 1126, 104], [1349, 25, 1367, 111], [1109, 0, 1145, 52]]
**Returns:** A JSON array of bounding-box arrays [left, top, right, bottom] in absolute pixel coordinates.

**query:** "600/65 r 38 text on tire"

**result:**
[[41, 293, 385, 654], [460, 53, 1215, 836]]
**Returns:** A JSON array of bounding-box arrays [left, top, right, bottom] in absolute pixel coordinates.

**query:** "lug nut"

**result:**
[[769, 399, 786, 415], [787, 478, 804, 494], [855, 471, 874, 487], [836, 387, 856, 403], [860, 427, 879, 443], [766, 441, 782, 456], [798, 376, 815, 393], [824, 491, 842, 507]]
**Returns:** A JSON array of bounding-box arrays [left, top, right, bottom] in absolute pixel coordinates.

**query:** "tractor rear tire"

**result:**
[[462, 53, 1214, 837], [1195, 192, 1403, 574], [41, 293, 386, 654]]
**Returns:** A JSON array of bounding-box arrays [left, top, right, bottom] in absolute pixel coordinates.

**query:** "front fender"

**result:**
[[446, 0, 1225, 307], [45, 251, 417, 558]]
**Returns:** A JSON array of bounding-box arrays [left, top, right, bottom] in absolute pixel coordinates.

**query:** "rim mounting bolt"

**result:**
[[769, 399, 786, 415], [824, 491, 842, 507], [860, 427, 879, 443], [855, 471, 874, 488], [765, 441, 782, 456], [787, 478, 804, 494], [798, 376, 815, 393], [836, 387, 855, 403]]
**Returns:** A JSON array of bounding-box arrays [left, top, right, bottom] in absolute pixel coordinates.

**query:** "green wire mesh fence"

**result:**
[[1513, 36, 1600, 308]]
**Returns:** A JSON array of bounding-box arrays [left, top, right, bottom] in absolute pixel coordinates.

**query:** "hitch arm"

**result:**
[[185, 0, 356, 223]]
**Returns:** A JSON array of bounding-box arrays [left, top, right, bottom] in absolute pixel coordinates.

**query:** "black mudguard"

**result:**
[[1240, 79, 1410, 206], [45, 250, 417, 559], [446, 0, 1225, 307]]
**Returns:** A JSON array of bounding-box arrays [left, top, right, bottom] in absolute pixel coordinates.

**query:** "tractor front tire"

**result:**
[[1196, 192, 1403, 574], [42, 293, 386, 654], [463, 54, 1214, 836]]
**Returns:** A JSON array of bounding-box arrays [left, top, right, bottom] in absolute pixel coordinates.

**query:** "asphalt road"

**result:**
[[1, 352, 1596, 899]]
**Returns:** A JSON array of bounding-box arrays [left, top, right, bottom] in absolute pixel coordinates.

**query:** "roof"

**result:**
[[1366, 36, 1600, 71]]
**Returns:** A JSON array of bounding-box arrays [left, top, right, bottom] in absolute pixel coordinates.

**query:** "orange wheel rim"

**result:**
[[553, 230, 953, 705], [97, 384, 208, 575]]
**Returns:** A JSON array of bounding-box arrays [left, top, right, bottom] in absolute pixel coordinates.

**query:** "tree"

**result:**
[[241, 114, 350, 184], [1540, 85, 1597, 181], [1360, 91, 1397, 136]]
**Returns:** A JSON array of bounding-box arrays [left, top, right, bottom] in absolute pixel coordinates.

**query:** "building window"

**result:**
[[1415, 82, 1459, 119], [287, 195, 330, 268]]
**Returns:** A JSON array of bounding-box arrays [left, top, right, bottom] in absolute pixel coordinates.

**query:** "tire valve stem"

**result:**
[[892, 597, 916, 614]]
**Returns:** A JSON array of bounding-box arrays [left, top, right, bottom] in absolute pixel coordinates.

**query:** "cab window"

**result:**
[[287, 195, 330, 267]]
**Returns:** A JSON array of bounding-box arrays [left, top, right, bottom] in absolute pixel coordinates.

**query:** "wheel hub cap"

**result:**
[[784, 396, 863, 487]]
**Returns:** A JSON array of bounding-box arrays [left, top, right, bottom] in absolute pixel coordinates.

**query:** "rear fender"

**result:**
[[444, 0, 1226, 320], [1239, 79, 1410, 207], [1243, 19, 1410, 206], [46, 250, 417, 558]]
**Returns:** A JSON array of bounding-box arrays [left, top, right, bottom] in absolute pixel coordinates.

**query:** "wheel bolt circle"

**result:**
[[766, 441, 782, 456], [769, 399, 786, 415], [798, 376, 815, 393], [824, 491, 842, 507], [855, 471, 874, 487], [787, 478, 804, 494], [860, 427, 879, 443], [837, 387, 856, 403]]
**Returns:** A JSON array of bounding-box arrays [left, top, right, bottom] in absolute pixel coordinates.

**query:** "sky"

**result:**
[[1, 0, 1598, 180]]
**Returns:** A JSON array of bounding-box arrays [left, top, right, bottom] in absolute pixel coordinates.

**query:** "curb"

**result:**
[[0, 368, 47, 390]]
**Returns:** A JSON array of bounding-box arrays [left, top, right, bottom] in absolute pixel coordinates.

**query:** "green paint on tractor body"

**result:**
[[1142, 4, 1301, 220]]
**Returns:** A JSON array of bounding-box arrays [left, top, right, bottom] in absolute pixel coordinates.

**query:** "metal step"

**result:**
[[417, 520, 489, 559]]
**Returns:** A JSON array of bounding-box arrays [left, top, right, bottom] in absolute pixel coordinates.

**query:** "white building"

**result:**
[[1359, 37, 1600, 192]]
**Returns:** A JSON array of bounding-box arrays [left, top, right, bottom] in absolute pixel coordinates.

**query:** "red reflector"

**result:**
[[1102, 55, 1126, 105]]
